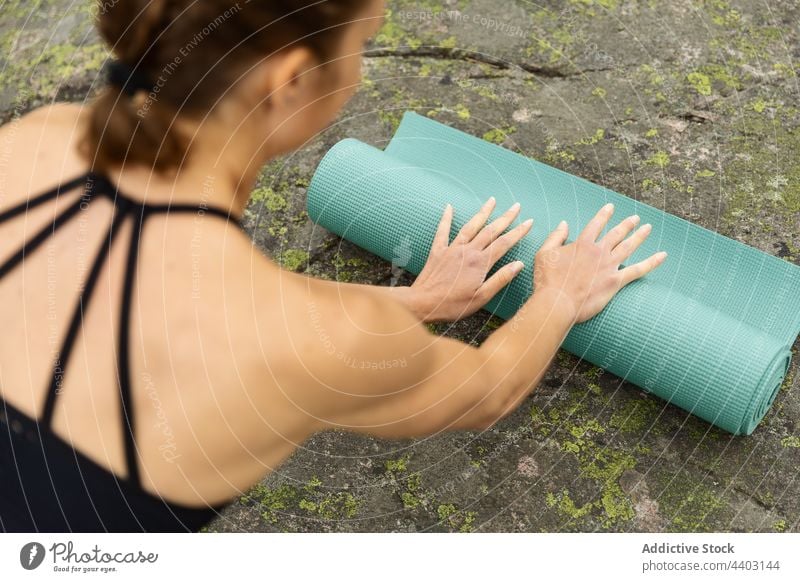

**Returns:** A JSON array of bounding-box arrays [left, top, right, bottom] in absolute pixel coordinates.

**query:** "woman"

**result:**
[[0, 0, 666, 532]]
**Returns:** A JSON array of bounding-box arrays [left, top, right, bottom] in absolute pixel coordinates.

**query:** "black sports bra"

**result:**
[[0, 171, 242, 532]]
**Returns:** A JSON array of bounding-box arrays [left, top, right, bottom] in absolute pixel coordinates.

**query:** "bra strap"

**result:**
[[0, 177, 95, 280], [89, 172, 242, 226], [0, 173, 91, 224], [41, 190, 128, 426], [118, 199, 144, 487]]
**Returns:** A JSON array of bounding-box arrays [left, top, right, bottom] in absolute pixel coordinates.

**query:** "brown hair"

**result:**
[[80, 0, 369, 175]]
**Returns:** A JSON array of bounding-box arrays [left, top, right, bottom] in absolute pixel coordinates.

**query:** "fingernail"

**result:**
[[512, 261, 525, 272], [604, 202, 614, 212], [523, 218, 533, 228], [657, 251, 668, 260], [486, 196, 496, 205], [630, 214, 640, 224], [445, 203, 452, 212], [642, 223, 652, 231], [510, 202, 520, 211], [559, 220, 567, 228]]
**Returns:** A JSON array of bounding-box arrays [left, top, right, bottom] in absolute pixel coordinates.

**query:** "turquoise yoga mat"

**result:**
[[306, 111, 800, 435]]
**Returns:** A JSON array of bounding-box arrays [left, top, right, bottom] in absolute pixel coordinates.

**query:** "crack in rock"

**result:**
[[364, 46, 621, 79]]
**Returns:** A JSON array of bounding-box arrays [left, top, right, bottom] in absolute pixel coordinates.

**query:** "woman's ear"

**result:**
[[259, 45, 319, 110]]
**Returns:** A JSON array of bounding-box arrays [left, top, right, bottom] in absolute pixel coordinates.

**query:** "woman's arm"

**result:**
[[254, 203, 664, 441], [326, 283, 578, 437]]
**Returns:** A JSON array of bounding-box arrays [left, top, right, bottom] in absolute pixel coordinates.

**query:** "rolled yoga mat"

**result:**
[[306, 111, 800, 435]]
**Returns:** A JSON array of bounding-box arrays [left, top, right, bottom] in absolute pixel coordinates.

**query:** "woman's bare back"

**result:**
[[0, 103, 317, 507]]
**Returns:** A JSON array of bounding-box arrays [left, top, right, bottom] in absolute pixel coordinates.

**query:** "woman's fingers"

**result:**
[[601, 214, 640, 250], [485, 218, 533, 264], [611, 222, 652, 262], [619, 251, 668, 285], [578, 202, 615, 244], [431, 203, 454, 251], [454, 197, 497, 244], [475, 260, 525, 304], [473, 202, 522, 249], [538, 220, 569, 254]]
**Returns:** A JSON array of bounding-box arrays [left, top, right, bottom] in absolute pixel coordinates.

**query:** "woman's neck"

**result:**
[[75, 102, 272, 218]]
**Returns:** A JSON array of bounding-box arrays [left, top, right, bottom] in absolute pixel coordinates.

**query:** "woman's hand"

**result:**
[[533, 202, 667, 324], [408, 197, 533, 323]]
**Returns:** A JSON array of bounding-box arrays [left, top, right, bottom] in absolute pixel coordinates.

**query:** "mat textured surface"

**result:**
[[308, 112, 800, 436]]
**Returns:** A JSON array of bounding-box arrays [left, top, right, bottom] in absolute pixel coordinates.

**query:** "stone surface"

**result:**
[[2, 0, 798, 533]]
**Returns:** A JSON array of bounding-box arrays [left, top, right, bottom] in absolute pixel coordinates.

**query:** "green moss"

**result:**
[[695, 169, 716, 178], [591, 87, 607, 98], [641, 178, 658, 190], [316, 492, 359, 520], [577, 128, 605, 146], [527, 8, 577, 64], [687, 64, 742, 97], [579, 448, 637, 526], [638, 64, 665, 87], [609, 398, 659, 433], [585, 366, 603, 380], [687, 72, 712, 96], [460, 511, 477, 532], [437, 503, 457, 520], [250, 187, 288, 212], [453, 104, 471, 120], [703, 64, 742, 90], [656, 473, 726, 532], [544, 148, 577, 165], [304, 476, 323, 493], [645, 151, 670, 168], [0, 40, 109, 100], [246, 483, 299, 524], [278, 249, 310, 272], [439, 36, 457, 49], [533, 389, 641, 528], [645, 128, 659, 138], [569, 0, 619, 9], [377, 109, 403, 133], [469, 83, 500, 102], [385, 456, 409, 473], [722, 116, 800, 228], [392, 467, 424, 509], [773, 519, 787, 532], [436, 503, 477, 532], [772, 63, 796, 79], [246, 476, 359, 522], [530, 405, 552, 436], [375, 9, 406, 48], [299, 499, 317, 512], [330, 253, 371, 283], [551, 490, 593, 519], [482, 126, 517, 145], [780, 436, 800, 448], [751, 99, 768, 113]]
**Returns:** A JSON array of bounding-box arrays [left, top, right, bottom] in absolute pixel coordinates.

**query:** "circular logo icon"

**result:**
[[20, 542, 46, 570]]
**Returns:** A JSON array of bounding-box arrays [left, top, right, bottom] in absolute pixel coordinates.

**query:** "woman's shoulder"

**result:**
[[3, 102, 82, 130], [0, 103, 81, 152], [0, 103, 88, 206]]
